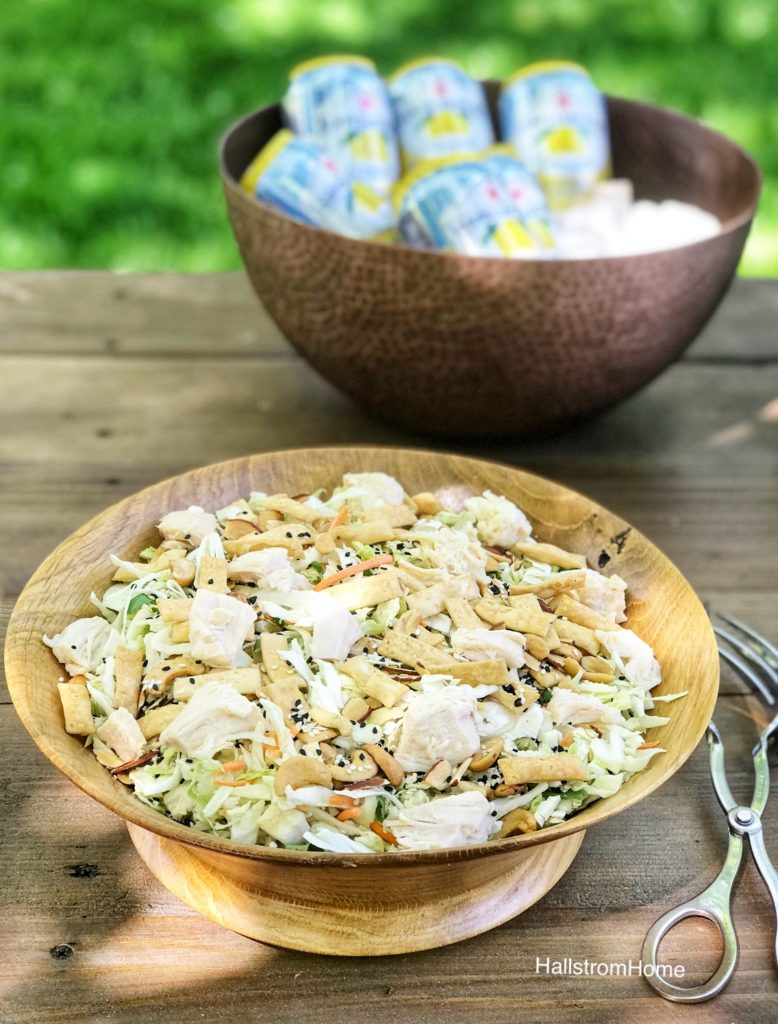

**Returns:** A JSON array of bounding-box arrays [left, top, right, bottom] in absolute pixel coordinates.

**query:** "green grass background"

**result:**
[[3, 0, 777, 273]]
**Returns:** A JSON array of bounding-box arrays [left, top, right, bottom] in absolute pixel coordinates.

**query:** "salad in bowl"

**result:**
[[45, 472, 683, 854]]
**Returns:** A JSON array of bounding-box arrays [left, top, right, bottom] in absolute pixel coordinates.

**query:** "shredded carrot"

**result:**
[[370, 820, 398, 845], [220, 760, 247, 773], [327, 506, 350, 530], [313, 554, 394, 591], [638, 741, 661, 750], [337, 806, 362, 822], [214, 776, 251, 787], [329, 793, 356, 809], [560, 734, 573, 749]]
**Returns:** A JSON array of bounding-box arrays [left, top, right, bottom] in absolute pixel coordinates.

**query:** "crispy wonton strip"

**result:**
[[499, 753, 588, 785], [509, 568, 587, 598], [57, 680, 94, 736], [512, 541, 587, 571], [113, 645, 145, 715]]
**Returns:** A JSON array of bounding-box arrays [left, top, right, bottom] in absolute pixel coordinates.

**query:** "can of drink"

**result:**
[[388, 58, 494, 168], [283, 55, 399, 193], [481, 148, 556, 251], [395, 156, 545, 258], [499, 61, 610, 210], [240, 129, 394, 240]]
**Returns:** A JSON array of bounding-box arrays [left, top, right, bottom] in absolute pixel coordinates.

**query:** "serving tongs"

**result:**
[[642, 611, 778, 1002]]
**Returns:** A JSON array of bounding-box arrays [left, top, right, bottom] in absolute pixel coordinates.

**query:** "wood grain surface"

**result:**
[[1, 272, 777, 1022]]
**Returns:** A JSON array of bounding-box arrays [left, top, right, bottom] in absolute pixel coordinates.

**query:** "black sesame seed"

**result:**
[[207, 578, 214, 585], [162, 666, 171, 672], [286, 532, 293, 539]]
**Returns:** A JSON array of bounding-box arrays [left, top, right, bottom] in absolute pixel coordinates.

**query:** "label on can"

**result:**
[[241, 129, 394, 240], [283, 55, 399, 193], [499, 61, 610, 210], [389, 58, 494, 168], [395, 156, 544, 258], [481, 148, 556, 251]]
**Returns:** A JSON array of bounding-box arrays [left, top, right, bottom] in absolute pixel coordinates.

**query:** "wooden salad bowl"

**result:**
[[220, 88, 760, 439], [5, 448, 718, 954]]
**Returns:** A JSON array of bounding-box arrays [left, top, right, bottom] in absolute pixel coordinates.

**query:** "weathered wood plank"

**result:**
[[1, 357, 775, 600], [1, 271, 777, 1021], [1, 271, 776, 362], [1, 694, 775, 1024], [0, 271, 287, 357]]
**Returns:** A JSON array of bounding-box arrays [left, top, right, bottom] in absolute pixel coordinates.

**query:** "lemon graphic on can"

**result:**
[[348, 129, 389, 162], [352, 180, 385, 212], [424, 110, 470, 138], [490, 220, 536, 255], [544, 125, 586, 155]]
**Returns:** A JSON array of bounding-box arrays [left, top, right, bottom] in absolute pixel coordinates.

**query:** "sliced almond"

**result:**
[[362, 743, 404, 787], [469, 736, 504, 773], [422, 759, 452, 789]]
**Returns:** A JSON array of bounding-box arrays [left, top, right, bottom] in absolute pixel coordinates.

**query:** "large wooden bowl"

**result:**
[[5, 448, 718, 954], [220, 89, 760, 439]]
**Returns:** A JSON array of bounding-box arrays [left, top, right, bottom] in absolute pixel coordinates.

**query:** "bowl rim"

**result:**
[[218, 92, 762, 267], [6, 444, 719, 867]]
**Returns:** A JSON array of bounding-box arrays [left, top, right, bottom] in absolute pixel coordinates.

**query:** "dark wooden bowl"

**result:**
[[6, 448, 718, 952], [220, 88, 760, 440]]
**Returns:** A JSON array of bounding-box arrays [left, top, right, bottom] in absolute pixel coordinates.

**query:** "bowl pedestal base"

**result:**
[[127, 823, 585, 955]]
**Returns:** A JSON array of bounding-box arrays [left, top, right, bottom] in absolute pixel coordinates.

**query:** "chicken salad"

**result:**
[[45, 473, 682, 853]]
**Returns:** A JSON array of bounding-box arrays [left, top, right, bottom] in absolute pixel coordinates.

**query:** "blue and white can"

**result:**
[[395, 157, 545, 258], [389, 58, 494, 168], [283, 55, 399, 193], [241, 129, 394, 240], [499, 61, 610, 210]]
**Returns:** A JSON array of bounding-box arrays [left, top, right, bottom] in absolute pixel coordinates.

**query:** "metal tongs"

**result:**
[[642, 612, 778, 1003]]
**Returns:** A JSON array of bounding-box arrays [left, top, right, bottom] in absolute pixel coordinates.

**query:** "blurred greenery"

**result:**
[[2, 0, 777, 273]]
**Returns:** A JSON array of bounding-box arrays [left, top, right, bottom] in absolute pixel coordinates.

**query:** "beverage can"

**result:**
[[241, 129, 394, 240], [499, 61, 610, 209], [283, 55, 399, 193], [395, 156, 545, 258], [389, 58, 494, 167]]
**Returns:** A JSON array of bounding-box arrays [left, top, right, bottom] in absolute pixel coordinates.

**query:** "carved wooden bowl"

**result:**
[[220, 88, 760, 439], [5, 448, 718, 954]]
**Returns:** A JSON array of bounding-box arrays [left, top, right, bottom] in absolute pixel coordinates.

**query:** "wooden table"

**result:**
[[1, 271, 777, 1024]]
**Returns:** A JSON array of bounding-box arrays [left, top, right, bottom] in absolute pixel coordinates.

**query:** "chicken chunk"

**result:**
[[158, 505, 218, 546], [44, 616, 117, 676], [97, 707, 146, 763], [389, 791, 499, 850], [159, 680, 261, 759], [340, 472, 405, 509], [307, 592, 362, 661], [463, 491, 532, 548], [595, 628, 661, 690], [546, 688, 622, 727], [418, 527, 488, 596], [226, 548, 310, 590], [576, 569, 628, 624], [189, 589, 255, 669], [450, 628, 526, 670], [395, 687, 481, 772]]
